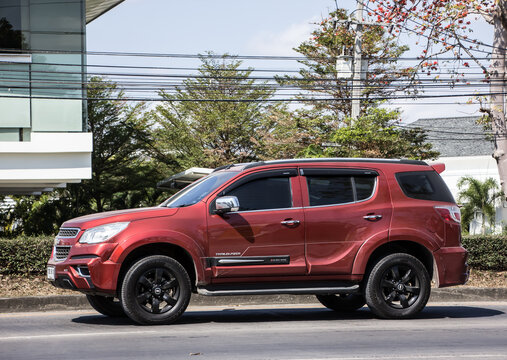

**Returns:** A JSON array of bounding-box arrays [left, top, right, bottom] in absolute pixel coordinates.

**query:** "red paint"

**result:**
[[48, 159, 468, 296]]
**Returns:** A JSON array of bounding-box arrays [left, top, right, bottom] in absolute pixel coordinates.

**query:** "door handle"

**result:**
[[363, 214, 382, 221], [281, 219, 301, 227]]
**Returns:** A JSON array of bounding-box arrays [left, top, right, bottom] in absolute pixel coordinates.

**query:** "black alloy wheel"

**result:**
[[379, 264, 420, 309], [135, 267, 180, 314], [120, 255, 191, 325], [365, 253, 430, 319]]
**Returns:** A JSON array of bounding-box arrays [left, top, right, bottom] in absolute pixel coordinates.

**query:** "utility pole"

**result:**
[[351, 1, 364, 122]]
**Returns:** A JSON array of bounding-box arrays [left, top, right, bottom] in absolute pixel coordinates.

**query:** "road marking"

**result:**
[[286, 356, 507, 360], [0, 330, 157, 342], [0, 310, 96, 318]]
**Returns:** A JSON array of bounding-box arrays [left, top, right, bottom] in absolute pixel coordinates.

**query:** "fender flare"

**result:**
[[352, 229, 438, 275], [109, 229, 206, 284]]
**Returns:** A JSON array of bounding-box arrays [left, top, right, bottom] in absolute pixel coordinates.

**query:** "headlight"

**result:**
[[79, 222, 130, 244]]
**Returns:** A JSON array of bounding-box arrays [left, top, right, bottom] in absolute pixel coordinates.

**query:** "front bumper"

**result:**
[[433, 246, 469, 288], [47, 244, 121, 296]]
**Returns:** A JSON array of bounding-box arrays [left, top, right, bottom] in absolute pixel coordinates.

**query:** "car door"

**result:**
[[207, 168, 306, 278], [301, 167, 392, 275]]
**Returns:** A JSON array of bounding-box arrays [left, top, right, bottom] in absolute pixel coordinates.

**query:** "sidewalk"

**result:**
[[1, 287, 507, 313]]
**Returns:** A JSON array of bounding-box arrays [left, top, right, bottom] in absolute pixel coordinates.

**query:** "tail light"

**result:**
[[434, 205, 461, 223]]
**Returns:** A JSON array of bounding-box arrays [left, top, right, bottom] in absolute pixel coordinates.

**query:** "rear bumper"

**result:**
[[47, 255, 121, 296], [433, 246, 469, 288]]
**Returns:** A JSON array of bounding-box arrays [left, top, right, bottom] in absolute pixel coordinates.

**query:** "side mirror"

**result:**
[[215, 196, 240, 215]]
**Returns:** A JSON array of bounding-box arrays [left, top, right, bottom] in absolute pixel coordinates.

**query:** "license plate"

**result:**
[[47, 266, 55, 281]]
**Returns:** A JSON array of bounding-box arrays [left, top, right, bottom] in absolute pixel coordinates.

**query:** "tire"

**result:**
[[316, 293, 366, 312], [365, 253, 431, 319], [120, 255, 191, 325], [86, 295, 126, 317]]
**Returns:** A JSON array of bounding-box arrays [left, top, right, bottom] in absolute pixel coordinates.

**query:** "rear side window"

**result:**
[[306, 175, 376, 206], [396, 171, 454, 203]]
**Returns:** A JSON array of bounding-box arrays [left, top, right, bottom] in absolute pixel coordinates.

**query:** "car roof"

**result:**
[[213, 158, 428, 173]]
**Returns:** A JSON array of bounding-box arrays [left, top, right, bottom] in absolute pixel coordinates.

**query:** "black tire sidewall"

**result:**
[[120, 255, 191, 325], [86, 295, 126, 317], [316, 293, 366, 312], [365, 253, 430, 319]]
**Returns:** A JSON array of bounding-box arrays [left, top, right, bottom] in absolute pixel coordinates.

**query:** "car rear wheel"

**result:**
[[316, 293, 366, 312], [86, 295, 126, 317], [120, 255, 191, 325], [365, 253, 431, 319]]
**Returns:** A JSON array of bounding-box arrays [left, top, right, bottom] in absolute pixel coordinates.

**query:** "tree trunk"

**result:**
[[491, 5, 507, 198]]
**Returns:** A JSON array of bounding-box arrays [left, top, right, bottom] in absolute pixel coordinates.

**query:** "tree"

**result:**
[[457, 176, 504, 234], [66, 76, 164, 214], [369, 0, 507, 196], [300, 107, 439, 160], [152, 54, 276, 169], [0, 77, 164, 236], [270, 8, 435, 159], [278, 8, 412, 124]]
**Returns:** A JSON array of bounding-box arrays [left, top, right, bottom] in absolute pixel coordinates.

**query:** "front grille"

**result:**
[[57, 228, 79, 238], [54, 246, 71, 261]]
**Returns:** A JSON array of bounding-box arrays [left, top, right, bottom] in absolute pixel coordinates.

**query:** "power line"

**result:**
[[0, 91, 506, 102]]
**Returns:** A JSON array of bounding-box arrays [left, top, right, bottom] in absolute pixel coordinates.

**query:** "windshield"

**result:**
[[162, 171, 237, 208]]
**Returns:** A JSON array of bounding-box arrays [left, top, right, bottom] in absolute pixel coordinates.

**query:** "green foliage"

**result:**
[[0, 236, 53, 275], [457, 177, 504, 234], [300, 107, 439, 160], [272, 8, 434, 160], [1, 234, 506, 276], [152, 54, 277, 169], [278, 8, 412, 122], [462, 235, 507, 271], [75, 76, 166, 213], [0, 77, 168, 237]]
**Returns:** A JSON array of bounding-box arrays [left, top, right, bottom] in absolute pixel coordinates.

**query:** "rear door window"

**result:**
[[395, 171, 454, 202], [307, 176, 354, 206], [303, 169, 377, 207]]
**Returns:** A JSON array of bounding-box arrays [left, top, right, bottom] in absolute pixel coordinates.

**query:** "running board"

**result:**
[[197, 284, 360, 296]]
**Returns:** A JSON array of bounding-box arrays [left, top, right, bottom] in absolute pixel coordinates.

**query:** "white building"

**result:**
[[410, 116, 505, 234], [0, 0, 125, 195]]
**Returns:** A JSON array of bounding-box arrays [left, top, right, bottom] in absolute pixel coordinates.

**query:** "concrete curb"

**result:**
[[1, 288, 507, 313]]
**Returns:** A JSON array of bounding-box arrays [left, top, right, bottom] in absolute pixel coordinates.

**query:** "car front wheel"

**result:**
[[365, 253, 431, 319], [120, 255, 191, 325]]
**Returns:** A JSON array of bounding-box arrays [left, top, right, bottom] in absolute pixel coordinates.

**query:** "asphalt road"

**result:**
[[1, 302, 507, 360]]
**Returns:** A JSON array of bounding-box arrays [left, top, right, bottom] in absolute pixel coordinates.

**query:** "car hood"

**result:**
[[61, 207, 180, 229]]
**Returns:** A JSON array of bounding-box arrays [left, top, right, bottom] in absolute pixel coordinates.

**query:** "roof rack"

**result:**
[[242, 158, 427, 170]]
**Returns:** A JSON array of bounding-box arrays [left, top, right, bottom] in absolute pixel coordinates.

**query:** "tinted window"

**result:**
[[307, 175, 376, 206], [163, 171, 237, 208], [307, 176, 354, 206], [226, 177, 292, 211], [0, 0, 25, 50], [355, 176, 376, 200], [396, 171, 454, 203]]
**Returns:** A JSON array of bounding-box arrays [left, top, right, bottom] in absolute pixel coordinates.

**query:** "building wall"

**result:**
[[0, 0, 91, 194], [0, 0, 86, 140], [434, 155, 507, 234]]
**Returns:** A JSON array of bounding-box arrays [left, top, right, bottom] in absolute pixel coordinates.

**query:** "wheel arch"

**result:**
[[116, 242, 199, 294], [356, 240, 435, 282]]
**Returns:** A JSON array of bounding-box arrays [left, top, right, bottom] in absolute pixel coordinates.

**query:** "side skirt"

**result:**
[[197, 281, 360, 296]]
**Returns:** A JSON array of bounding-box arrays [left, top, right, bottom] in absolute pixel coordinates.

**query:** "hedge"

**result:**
[[0, 236, 53, 275], [461, 235, 507, 271], [0, 235, 506, 276]]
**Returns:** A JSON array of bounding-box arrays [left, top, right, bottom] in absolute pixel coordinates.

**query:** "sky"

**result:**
[[86, 0, 493, 123]]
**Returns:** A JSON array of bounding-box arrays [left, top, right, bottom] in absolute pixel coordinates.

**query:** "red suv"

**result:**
[[47, 158, 468, 324]]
